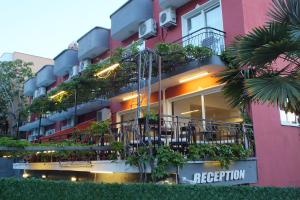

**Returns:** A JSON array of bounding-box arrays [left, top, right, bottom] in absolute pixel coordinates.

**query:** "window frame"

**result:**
[[279, 108, 300, 127], [181, 0, 223, 38]]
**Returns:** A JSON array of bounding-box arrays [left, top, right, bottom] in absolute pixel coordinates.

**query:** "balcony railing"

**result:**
[[108, 115, 254, 155], [174, 27, 225, 55]]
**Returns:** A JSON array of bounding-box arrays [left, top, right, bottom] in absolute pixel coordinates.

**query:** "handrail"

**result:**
[[172, 27, 225, 44]]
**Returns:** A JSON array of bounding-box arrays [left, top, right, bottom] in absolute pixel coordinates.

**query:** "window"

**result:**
[[172, 90, 242, 123], [182, 0, 224, 53], [279, 109, 299, 127]]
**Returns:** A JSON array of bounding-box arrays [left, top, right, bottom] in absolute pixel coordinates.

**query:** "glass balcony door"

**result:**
[[183, 1, 224, 54]]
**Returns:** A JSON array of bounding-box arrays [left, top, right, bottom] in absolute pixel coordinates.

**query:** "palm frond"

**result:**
[[245, 75, 300, 111], [269, 0, 300, 24], [237, 22, 298, 67]]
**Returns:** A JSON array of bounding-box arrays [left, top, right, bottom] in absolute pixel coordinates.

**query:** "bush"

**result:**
[[188, 144, 252, 168], [0, 179, 299, 200]]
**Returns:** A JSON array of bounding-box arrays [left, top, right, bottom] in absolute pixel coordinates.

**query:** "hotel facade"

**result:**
[[18, 0, 300, 186]]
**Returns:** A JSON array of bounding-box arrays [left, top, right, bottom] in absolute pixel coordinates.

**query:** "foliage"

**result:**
[[152, 146, 185, 181], [88, 120, 110, 136], [25, 41, 214, 119], [0, 137, 30, 147], [108, 141, 124, 160], [28, 96, 57, 115], [188, 144, 252, 168], [218, 0, 300, 117], [0, 179, 300, 200], [126, 146, 151, 182], [143, 110, 159, 123], [184, 44, 213, 61], [155, 43, 213, 72], [0, 60, 33, 135]]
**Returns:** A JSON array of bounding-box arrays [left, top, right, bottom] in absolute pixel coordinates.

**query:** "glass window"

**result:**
[[172, 92, 242, 123], [204, 93, 242, 122], [279, 109, 299, 126], [205, 6, 223, 30]]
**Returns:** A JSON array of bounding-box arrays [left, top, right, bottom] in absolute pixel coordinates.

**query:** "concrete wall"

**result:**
[[0, 158, 21, 178]]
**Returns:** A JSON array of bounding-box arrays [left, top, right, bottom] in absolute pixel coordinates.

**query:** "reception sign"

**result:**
[[179, 158, 257, 185]]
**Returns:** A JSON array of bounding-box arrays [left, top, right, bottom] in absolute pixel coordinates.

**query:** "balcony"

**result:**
[[111, 0, 153, 41], [54, 49, 78, 76], [77, 27, 110, 60], [114, 27, 225, 96], [159, 0, 192, 9], [23, 77, 37, 96], [48, 99, 109, 122], [36, 65, 56, 87], [19, 118, 54, 132]]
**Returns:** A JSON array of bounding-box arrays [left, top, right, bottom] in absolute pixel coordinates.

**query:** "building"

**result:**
[[18, 0, 300, 186], [0, 51, 53, 73]]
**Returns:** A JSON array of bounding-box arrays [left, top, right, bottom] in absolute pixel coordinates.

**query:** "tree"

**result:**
[[218, 0, 300, 119], [28, 96, 56, 136], [0, 59, 33, 136]]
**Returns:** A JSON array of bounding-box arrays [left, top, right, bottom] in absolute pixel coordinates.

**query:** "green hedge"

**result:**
[[0, 179, 299, 200]]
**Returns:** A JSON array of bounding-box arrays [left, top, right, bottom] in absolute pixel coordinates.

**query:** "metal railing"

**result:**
[[173, 27, 225, 55], [108, 115, 255, 156]]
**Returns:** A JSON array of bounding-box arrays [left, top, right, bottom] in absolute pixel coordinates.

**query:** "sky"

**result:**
[[0, 0, 127, 59]]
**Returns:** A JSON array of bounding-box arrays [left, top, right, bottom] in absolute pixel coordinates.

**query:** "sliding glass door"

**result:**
[[172, 91, 242, 123]]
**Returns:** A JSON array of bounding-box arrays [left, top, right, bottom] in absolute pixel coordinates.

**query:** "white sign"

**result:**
[[193, 170, 245, 184]]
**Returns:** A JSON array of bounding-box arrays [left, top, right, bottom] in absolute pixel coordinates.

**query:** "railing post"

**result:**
[[242, 123, 249, 150]]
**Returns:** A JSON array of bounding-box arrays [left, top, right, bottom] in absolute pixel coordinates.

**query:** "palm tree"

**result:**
[[218, 0, 300, 119]]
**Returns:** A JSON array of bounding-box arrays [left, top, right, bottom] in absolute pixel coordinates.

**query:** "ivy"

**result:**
[[188, 144, 252, 169]]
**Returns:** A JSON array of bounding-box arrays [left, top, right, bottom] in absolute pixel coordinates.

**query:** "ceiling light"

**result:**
[[181, 109, 200, 115], [49, 90, 67, 99], [94, 63, 120, 78], [90, 171, 113, 174], [179, 72, 209, 83], [123, 94, 138, 101]]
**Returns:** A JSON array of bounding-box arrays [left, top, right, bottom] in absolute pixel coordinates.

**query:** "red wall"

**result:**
[[251, 104, 300, 186], [238, 0, 300, 186]]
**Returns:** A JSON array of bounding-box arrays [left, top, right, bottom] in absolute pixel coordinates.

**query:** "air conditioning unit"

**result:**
[[45, 129, 55, 136], [79, 59, 91, 72], [38, 87, 46, 96], [160, 8, 177, 28], [71, 65, 79, 77], [139, 18, 157, 39], [97, 108, 111, 121], [33, 89, 39, 98]]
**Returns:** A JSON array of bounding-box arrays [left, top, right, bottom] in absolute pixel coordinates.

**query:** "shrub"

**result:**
[[0, 179, 299, 200]]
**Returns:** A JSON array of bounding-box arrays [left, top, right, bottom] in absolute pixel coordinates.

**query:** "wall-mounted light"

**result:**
[[179, 72, 209, 83], [42, 174, 46, 179], [122, 94, 138, 101], [49, 90, 67, 99], [90, 171, 113, 174], [94, 63, 120, 78], [22, 173, 29, 178], [181, 109, 200, 115], [70, 177, 77, 182]]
